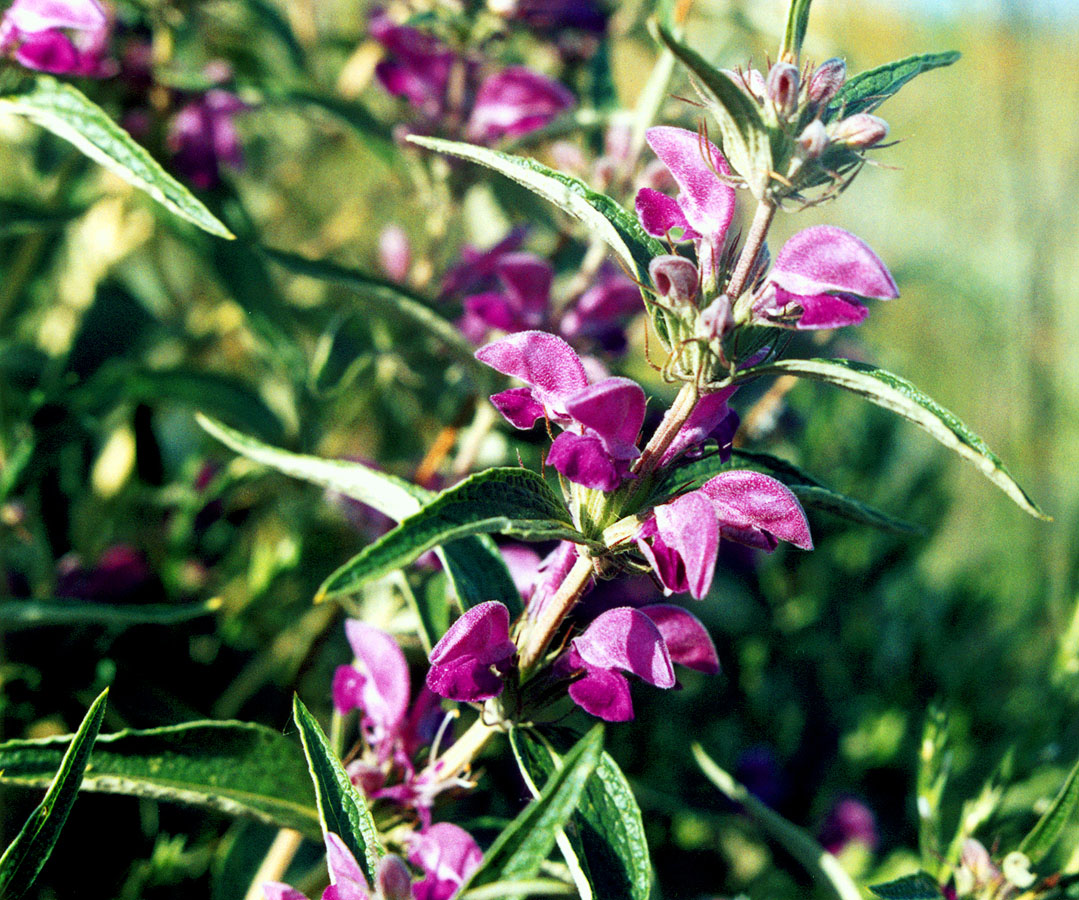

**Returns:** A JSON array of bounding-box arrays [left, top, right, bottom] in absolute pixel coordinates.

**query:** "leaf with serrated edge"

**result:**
[[0, 719, 319, 837], [1019, 754, 1079, 864], [652, 22, 773, 198], [0, 689, 108, 900], [830, 51, 961, 119], [512, 729, 652, 900], [197, 415, 521, 616], [317, 467, 586, 601], [693, 744, 862, 900], [735, 358, 1048, 519], [868, 871, 944, 899], [0, 76, 233, 238], [293, 696, 384, 882], [462, 726, 603, 891]]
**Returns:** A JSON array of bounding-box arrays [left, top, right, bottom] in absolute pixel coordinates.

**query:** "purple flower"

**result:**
[[167, 88, 248, 190], [635, 126, 736, 285], [378, 225, 411, 283], [476, 331, 646, 491], [559, 264, 642, 355], [426, 601, 517, 702], [465, 66, 574, 144], [264, 832, 411, 900], [333, 621, 412, 751], [0, 0, 111, 76], [408, 823, 483, 900], [498, 0, 609, 34], [56, 544, 160, 603], [563, 604, 718, 721], [440, 227, 528, 299], [751, 225, 898, 330], [637, 471, 812, 599], [369, 9, 456, 117], [658, 386, 740, 467], [818, 797, 878, 856]]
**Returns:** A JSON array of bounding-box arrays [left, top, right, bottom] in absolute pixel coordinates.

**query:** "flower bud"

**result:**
[[700, 293, 733, 340], [766, 62, 800, 118], [378, 224, 411, 283], [649, 255, 699, 305], [829, 113, 889, 148], [796, 119, 828, 159], [807, 57, 846, 106], [375, 855, 413, 900], [723, 67, 766, 103]]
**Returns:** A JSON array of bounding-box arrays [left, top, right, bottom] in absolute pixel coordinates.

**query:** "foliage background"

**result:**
[[1, 0, 1077, 897]]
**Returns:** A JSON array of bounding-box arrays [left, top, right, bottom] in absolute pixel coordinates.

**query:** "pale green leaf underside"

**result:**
[[868, 871, 944, 899], [317, 467, 585, 601], [831, 51, 961, 119], [736, 358, 1047, 519], [293, 697, 384, 881], [0, 689, 108, 900], [0, 76, 233, 238], [0, 719, 319, 838]]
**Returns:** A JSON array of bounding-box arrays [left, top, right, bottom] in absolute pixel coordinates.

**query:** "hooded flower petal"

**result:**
[[487, 386, 546, 430], [567, 664, 635, 722], [375, 856, 414, 900], [755, 285, 869, 330], [572, 607, 676, 688], [262, 884, 309, 900], [496, 253, 554, 318], [637, 492, 719, 600], [547, 430, 625, 491], [369, 11, 454, 111], [476, 331, 588, 409], [409, 823, 483, 900], [324, 832, 371, 900], [699, 471, 813, 551], [644, 126, 735, 247], [466, 66, 574, 144], [564, 376, 646, 459], [2, 0, 104, 34], [339, 620, 411, 734], [770, 225, 898, 300], [634, 187, 700, 241], [640, 604, 720, 674], [659, 386, 739, 466], [426, 601, 516, 701]]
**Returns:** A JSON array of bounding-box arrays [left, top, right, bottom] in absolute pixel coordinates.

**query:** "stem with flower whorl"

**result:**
[[517, 552, 596, 675], [427, 712, 502, 783], [725, 197, 778, 303]]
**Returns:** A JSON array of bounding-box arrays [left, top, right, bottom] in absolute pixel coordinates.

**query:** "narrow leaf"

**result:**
[[197, 415, 521, 616], [692, 744, 862, 900], [459, 879, 577, 899], [0, 720, 319, 838], [317, 467, 585, 602], [868, 871, 944, 899], [0, 689, 108, 900], [263, 248, 486, 378], [512, 729, 651, 900], [1019, 754, 1079, 863], [782, 0, 814, 61], [0, 76, 234, 238], [292, 696, 384, 881], [462, 726, 604, 890], [651, 22, 773, 197], [0, 597, 219, 630], [735, 358, 1048, 519], [830, 51, 961, 119]]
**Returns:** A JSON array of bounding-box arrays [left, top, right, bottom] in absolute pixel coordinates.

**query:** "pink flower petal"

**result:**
[[644, 126, 735, 247], [652, 492, 720, 599], [324, 832, 370, 899], [699, 470, 813, 551], [565, 376, 646, 458], [755, 286, 869, 330], [573, 607, 675, 688], [343, 620, 411, 734], [567, 665, 635, 721], [4, 0, 105, 34], [496, 253, 553, 320], [771, 226, 898, 300], [476, 331, 588, 401], [547, 431, 623, 491], [634, 187, 700, 241], [262, 883, 309, 900], [488, 386, 546, 430], [466, 66, 574, 144], [659, 386, 739, 466], [409, 823, 483, 900], [640, 604, 720, 674], [426, 601, 516, 702]]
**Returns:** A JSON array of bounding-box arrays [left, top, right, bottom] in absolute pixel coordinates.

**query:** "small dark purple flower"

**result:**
[[426, 601, 517, 702], [818, 797, 878, 856], [369, 9, 456, 118], [496, 0, 609, 34], [56, 544, 160, 603], [440, 227, 528, 298], [559, 264, 641, 355], [167, 88, 248, 190]]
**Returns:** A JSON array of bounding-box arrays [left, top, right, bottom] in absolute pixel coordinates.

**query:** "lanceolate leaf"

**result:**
[[0, 689, 108, 900], [0, 597, 219, 630], [782, 0, 814, 62], [197, 415, 521, 617], [830, 51, 961, 119], [0, 76, 234, 238], [692, 744, 862, 900], [0, 720, 320, 838], [512, 729, 652, 900], [652, 22, 773, 197], [317, 467, 586, 602], [1018, 754, 1079, 863], [292, 697, 384, 881], [462, 726, 604, 891], [868, 871, 944, 899], [735, 358, 1048, 519]]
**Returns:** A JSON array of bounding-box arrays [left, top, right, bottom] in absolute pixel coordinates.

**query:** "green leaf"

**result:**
[[463, 726, 604, 890], [0, 76, 234, 238], [916, 705, 951, 880], [512, 730, 652, 900], [1019, 754, 1079, 863], [406, 136, 663, 295], [651, 22, 773, 197], [0, 689, 108, 900], [735, 357, 1048, 519], [263, 248, 486, 379], [0, 198, 89, 236], [281, 91, 396, 165], [830, 51, 961, 119], [782, 0, 814, 61], [459, 880, 577, 899], [868, 871, 944, 899], [0, 597, 219, 630], [197, 415, 521, 616], [692, 744, 862, 900], [317, 467, 585, 602], [292, 696, 384, 881], [0, 720, 320, 838]]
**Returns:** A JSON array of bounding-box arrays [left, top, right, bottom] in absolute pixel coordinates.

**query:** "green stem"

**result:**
[[517, 552, 595, 675], [429, 714, 500, 782]]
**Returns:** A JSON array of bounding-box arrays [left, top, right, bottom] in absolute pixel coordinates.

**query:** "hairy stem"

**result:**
[[631, 380, 700, 483], [725, 197, 778, 302], [429, 713, 500, 783], [517, 552, 595, 675]]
